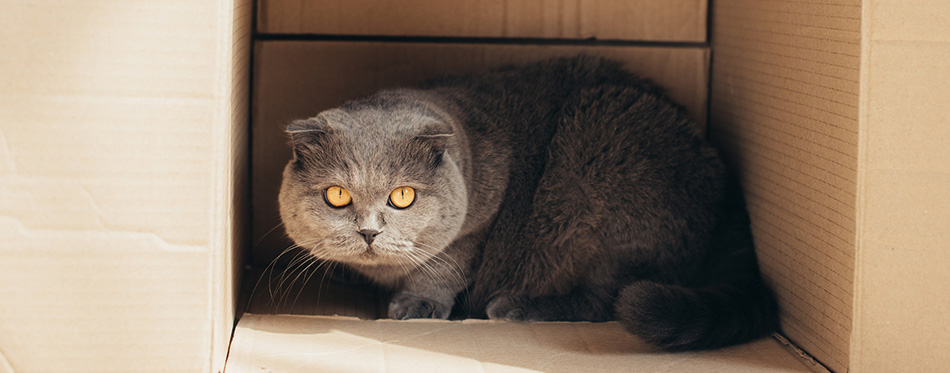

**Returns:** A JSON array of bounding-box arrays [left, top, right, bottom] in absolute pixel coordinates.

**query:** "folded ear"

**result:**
[[413, 120, 454, 154], [286, 116, 334, 161]]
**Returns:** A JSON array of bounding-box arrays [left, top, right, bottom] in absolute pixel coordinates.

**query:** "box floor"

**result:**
[[226, 270, 819, 372]]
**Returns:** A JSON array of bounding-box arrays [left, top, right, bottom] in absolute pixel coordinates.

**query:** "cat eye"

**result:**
[[324, 186, 352, 208], [389, 187, 415, 209]]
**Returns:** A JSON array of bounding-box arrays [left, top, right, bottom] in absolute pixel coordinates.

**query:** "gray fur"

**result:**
[[278, 56, 778, 350]]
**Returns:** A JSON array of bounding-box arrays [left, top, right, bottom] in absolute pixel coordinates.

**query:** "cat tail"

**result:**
[[614, 275, 779, 350]]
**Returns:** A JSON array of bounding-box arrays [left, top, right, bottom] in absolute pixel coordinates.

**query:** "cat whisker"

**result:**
[[280, 244, 340, 310], [260, 240, 320, 311], [313, 258, 339, 311], [272, 249, 313, 305], [252, 222, 286, 251], [246, 242, 309, 314], [404, 249, 452, 291], [286, 255, 322, 311], [414, 242, 467, 288]]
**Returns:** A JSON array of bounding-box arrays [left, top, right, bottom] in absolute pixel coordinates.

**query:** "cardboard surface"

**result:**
[[227, 315, 815, 373], [852, 1, 950, 371], [709, 1, 861, 371], [250, 41, 709, 267], [258, 0, 707, 42], [0, 1, 251, 371]]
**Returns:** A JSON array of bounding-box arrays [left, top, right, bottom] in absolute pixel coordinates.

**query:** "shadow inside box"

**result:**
[[242, 263, 386, 319], [234, 266, 813, 373]]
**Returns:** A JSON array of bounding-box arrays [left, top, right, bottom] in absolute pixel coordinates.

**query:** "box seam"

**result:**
[[849, 0, 873, 371], [773, 333, 832, 373]]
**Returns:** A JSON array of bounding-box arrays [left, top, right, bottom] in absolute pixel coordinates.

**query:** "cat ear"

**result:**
[[409, 120, 455, 167], [413, 120, 454, 155], [286, 116, 334, 161]]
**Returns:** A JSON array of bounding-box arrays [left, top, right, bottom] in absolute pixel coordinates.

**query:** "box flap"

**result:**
[[257, 0, 707, 42], [227, 314, 814, 372], [0, 1, 251, 371]]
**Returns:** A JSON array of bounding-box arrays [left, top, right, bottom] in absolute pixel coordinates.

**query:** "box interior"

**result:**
[[238, 1, 822, 372]]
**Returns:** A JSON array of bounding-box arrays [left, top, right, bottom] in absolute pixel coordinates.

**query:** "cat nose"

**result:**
[[358, 229, 381, 244]]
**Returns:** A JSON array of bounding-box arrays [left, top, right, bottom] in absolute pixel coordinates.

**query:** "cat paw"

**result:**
[[388, 292, 452, 320], [486, 295, 540, 322]]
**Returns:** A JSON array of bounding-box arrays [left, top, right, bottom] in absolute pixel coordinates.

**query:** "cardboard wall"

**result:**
[[852, 1, 950, 371], [709, 1, 861, 371], [0, 1, 251, 372], [258, 0, 707, 42]]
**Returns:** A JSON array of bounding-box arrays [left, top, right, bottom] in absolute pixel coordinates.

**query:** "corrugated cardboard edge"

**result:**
[[851, 0, 872, 369], [210, 0, 252, 372]]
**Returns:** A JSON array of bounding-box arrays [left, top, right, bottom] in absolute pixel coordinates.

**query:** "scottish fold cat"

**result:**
[[278, 56, 778, 350]]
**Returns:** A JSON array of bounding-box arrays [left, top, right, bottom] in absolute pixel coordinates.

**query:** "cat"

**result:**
[[278, 56, 778, 350]]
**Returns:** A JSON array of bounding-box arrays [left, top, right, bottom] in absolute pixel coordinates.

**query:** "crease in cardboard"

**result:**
[[0, 215, 206, 253], [1, 173, 207, 250], [76, 182, 117, 231], [0, 130, 16, 174], [464, 322, 481, 362], [380, 324, 459, 345], [651, 355, 692, 373], [537, 351, 570, 372], [0, 350, 13, 373], [772, 333, 830, 373]]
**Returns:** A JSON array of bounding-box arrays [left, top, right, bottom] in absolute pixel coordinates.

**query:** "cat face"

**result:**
[[278, 93, 467, 275]]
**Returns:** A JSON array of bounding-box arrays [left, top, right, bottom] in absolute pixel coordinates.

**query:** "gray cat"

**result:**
[[278, 56, 778, 350]]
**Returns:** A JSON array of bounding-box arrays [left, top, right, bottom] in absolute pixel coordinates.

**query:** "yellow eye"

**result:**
[[324, 186, 351, 208], [389, 187, 415, 209]]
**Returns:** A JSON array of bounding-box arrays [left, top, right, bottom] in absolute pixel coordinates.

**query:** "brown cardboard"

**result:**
[[251, 41, 710, 267], [0, 0, 251, 372], [712, 0, 950, 372], [851, 0, 950, 371], [258, 0, 708, 42], [710, 1, 861, 371], [227, 315, 816, 372]]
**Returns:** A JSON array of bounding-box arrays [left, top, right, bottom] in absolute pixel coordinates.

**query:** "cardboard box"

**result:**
[[2, 0, 948, 372]]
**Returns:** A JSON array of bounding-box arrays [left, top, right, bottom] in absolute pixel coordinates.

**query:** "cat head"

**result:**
[[278, 90, 468, 275]]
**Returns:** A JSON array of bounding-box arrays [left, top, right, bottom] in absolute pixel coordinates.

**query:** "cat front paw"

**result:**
[[388, 292, 452, 320], [486, 295, 541, 322]]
